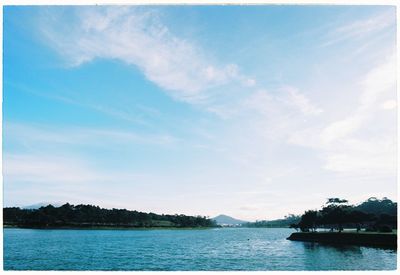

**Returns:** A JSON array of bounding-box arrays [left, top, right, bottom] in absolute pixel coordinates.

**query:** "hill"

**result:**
[[212, 214, 248, 226]]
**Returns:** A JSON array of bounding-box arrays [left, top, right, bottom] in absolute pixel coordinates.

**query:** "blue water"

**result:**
[[3, 228, 397, 270]]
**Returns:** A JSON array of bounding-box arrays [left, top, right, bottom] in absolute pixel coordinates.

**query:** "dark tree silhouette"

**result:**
[[294, 197, 397, 232], [326, 198, 349, 204], [298, 210, 318, 232], [3, 203, 217, 229]]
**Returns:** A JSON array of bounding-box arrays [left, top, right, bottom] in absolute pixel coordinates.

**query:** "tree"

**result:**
[[356, 197, 397, 216], [298, 210, 318, 232], [3, 203, 217, 228], [326, 198, 349, 205], [289, 223, 299, 232], [296, 197, 397, 233]]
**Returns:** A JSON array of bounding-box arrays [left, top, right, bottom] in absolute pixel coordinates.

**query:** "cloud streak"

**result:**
[[289, 53, 396, 174], [321, 10, 396, 47], [39, 6, 254, 104], [4, 153, 103, 184], [37, 6, 326, 125], [5, 121, 178, 148]]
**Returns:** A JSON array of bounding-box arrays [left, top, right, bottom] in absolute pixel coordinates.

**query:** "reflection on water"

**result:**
[[3, 228, 397, 271], [298, 240, 397, 270], [302, 241, 362, 253], [301, 239, 397, 253]]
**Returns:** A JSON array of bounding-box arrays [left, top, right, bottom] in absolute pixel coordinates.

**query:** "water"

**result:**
[[3, 228, 397, 270]]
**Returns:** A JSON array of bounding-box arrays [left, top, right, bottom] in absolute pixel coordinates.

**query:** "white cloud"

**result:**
[[38, 6, 325, 126], [289, 54, 396, 174], [243, 78, 256, 87], [245, 87, 322, 118], [320, 114, 365, 145], [321, 53, 395, 145], [322, 137, 395, 173], [238, 87, 323, 144], [39, 6, 251, 104], [321, 10, 395, 47], [281, 86, 323, 116]]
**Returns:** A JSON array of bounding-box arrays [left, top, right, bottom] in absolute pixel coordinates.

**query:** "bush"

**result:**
[[378, 225, 392, 233]]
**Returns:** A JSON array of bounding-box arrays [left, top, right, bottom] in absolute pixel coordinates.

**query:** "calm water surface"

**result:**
[[3, 228, 397, 270]]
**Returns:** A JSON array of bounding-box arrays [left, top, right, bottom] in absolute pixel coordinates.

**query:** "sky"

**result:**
[[2, 5, 397, 221]]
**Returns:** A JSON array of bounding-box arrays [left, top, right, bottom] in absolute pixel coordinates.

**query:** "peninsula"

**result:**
[[287, 231, 396, 248], [286, 197, 397, 248]]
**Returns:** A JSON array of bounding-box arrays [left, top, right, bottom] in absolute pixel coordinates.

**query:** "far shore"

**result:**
[[3, 224, 217, 230], [3, 224, 291, 230]]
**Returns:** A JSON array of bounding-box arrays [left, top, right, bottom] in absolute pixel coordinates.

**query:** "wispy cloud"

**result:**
[[321, 52, 396, 144], [320, 10, 395, 47], [39, 6, 254, 104], [4, 152, 155, 184], [3, 152, 162, 209], [238, 86, 322, 142], [37, 5, 325, 128], [289, 53, 396, 174], [4, 153, 104, 184], [5, 121, 178, 148], [280, 86, 323, 116], [5, 81, 159, 126]]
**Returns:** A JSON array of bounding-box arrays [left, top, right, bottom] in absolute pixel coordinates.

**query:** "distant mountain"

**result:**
[[23, 202, 63, 209], [212, 214, 248, 225]]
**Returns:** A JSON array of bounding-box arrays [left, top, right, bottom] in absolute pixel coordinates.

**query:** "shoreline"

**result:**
[[3, 224, 216, 230], [3, 224, 292, 230], [287, 232, 397, 248]]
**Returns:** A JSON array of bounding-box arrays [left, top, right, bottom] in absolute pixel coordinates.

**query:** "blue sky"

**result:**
[[3, 5, 397, 220]]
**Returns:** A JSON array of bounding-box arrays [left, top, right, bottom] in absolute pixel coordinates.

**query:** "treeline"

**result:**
[[3, 203, 217, 228], [293, 197, 397, 233], [244, 214, 301, 228]]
